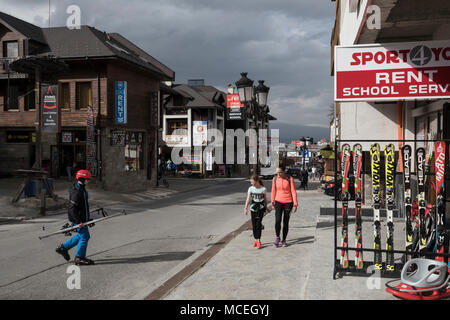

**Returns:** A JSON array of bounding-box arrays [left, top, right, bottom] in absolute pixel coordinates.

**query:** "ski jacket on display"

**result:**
[[68, 182, 90, 225], [271, 175, 298, 207]]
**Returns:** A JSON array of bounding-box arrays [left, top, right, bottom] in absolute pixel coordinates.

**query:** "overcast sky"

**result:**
[[1, 0, 335, 140]]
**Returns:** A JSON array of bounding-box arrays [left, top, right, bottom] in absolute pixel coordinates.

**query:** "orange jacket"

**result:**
[[271, 175, 298, 207]]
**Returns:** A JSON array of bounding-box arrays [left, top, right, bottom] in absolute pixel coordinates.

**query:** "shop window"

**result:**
[[125, 132, 144, 172], [60, 83, 70, 110], [3, 41, 18, 58], [6, 84, 19, 110], [166, 119, 188, 135], [24, 83, 35, 110], [76, 82, 92, 110]]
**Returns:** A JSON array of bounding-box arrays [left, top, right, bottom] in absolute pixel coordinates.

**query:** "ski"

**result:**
[[402, 145, 413, 259], [434, 141, 446, 262], [384, 144, 396, 272], [353, 143, 364, 269], [416, 147, 427, 252], [370, 143, 383, 270], [340, 143, 351, 269]]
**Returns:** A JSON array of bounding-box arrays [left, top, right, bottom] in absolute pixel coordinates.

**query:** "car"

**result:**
[[324, 176, 356, 200]]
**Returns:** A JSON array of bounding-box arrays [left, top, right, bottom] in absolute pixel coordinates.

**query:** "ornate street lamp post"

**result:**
[[235, 73, 270, 175]]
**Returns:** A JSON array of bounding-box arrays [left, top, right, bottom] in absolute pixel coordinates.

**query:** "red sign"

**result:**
[[226, 94, 244, 108], [335, 40, 450, 101]]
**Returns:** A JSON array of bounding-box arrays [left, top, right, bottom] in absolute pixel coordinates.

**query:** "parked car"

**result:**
[[324, 176, 356, 200]]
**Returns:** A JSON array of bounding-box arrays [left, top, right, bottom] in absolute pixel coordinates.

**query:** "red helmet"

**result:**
[[76, 170, 92, 180]]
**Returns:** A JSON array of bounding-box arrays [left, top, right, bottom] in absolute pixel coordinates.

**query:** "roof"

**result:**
[[0, 11, 46, 44], [172, 84, 225, 109], [40, 26, 173, 79]]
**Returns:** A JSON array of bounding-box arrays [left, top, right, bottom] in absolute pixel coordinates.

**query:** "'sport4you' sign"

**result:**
[[335, 40, 450, 101]]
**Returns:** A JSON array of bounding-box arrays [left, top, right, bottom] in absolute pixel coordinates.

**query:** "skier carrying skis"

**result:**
[[56, 170, 95, 266]]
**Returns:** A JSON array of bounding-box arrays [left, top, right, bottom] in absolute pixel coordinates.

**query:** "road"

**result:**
[[0, 179, 254, 299]]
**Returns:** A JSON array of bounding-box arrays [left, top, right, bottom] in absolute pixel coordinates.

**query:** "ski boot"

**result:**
[[55, 244, 70, 261], [74, 257, 95, 266]]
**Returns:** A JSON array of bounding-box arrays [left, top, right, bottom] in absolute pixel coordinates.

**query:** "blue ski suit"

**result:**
[[62, 182, 90, 258]]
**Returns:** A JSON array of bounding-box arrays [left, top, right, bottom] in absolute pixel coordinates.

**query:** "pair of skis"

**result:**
[[370, 144, 396, 272], [340, 144, 363, 269], [402, 142, 447, 261]]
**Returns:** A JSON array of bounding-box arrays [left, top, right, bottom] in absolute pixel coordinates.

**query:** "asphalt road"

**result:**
[[0, 179, 256, 300]]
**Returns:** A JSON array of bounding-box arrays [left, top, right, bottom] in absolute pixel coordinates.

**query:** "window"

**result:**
[[6, 84, 19, 110], [3, 41, 18, 58], [76, 82, 92, 109], [167, 119, 188, 135], [60, 83, 70, 109], [125, 132, 144, 172], [24, 83, 35, 110]]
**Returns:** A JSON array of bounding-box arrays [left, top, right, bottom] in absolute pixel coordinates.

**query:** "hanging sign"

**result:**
[[86, 106, 97, 177], [335, 40, 450, 101], [42, 84, 59, 132], [226, 94, 245, 120], [115, 81, 128, 124]]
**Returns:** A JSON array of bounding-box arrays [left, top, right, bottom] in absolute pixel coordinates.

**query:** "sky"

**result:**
[[1, 0, 335, 141]]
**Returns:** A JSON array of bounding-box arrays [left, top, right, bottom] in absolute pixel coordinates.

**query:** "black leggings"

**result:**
[[275, 201, 293, 241], [251, 209, 265, 240]]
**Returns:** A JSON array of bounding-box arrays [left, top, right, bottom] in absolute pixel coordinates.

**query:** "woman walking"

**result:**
[[271, 166, 298, 247], [244, 175, 270, 249]]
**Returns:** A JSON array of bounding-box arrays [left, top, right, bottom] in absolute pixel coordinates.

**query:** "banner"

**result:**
[[335, 40, 450, 101], [193, 121, 208, 146], [42, 84, 59, 132], [226, 94, 244, 120], [115, 81, 127, 124]]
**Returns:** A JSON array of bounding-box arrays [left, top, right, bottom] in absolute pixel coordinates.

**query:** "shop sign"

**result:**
[[6, 131, 32, 143], [42, 84, 59, 132], [226, 94, 245, 120], [165, 134, 188, 146], [335, 40, 450, 101], [115, 81, 127, 124], [86, 106, 97, 177]]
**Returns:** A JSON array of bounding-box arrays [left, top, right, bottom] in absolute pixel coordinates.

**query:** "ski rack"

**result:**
[[333, 139, 450, 279]]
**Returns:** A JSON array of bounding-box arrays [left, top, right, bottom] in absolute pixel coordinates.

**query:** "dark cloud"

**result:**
[[2, 0, 335, 140]]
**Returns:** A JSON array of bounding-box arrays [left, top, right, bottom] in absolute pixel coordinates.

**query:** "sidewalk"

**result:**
[[0, 176, 245, 220], [164, 187, 398, 300]]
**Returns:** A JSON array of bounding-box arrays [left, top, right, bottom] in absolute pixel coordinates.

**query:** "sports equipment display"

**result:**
[[353, 144, 364, 269], [339, 144, 351, 269], [384, 144, 396, 272], [434, 142, 446, 263], [401, 145, 413, 259], [416, 147, 427, 251], [370, 143, 382, 270]]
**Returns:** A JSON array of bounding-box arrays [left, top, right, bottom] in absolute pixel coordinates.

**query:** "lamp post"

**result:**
[[235, 73, 270, 175]]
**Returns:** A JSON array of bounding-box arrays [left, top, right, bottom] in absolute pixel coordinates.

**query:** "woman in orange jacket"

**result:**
[[271, 166, 298, 247]]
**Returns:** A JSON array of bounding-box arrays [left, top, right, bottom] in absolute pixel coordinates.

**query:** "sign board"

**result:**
[[335, 40, 450, 101], [62, 131, 72, 143], [115, 81, 127, 124], [165, 134, 188, 146], [206, 151, 213, 171], [111, 131, 126, 147], [42, 84, 59, 132], [193, 121, 208, 146], [287, 152, 299, 158], [86, 106, 97, 177], [226, 94, 245, 120]]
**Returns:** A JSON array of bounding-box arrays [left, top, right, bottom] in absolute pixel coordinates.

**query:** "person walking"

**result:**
[[271, 166, 298, 247], [244, 175, 270, 249], [55, 170, 95, 266]]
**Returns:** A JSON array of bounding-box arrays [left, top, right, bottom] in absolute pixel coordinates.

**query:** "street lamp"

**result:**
[[235, 73, 270, 176], [255, 80, 270, 107], [235, 72, 254, 103]]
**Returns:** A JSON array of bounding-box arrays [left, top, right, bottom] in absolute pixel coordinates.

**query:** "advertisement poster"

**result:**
[[193, 121, 208, 146]]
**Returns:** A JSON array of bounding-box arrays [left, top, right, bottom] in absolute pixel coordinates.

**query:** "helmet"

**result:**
[[76, 170, 92, 180]]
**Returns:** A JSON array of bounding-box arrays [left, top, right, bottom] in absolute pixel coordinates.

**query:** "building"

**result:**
[[0, 12, 175, 191], [330, 0, 450, 204]]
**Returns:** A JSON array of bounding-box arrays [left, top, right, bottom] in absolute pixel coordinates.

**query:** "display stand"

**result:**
[[333, 139, 450, 279]]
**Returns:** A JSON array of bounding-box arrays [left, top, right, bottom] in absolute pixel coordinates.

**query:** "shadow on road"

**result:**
[[94, 251, 195, 265]]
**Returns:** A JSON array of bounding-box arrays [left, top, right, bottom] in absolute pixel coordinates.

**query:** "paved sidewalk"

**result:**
[[164, 187, 397, 300]]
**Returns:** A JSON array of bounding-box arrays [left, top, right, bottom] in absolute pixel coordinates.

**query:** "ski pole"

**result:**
[[38, 211, 126, 240]]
